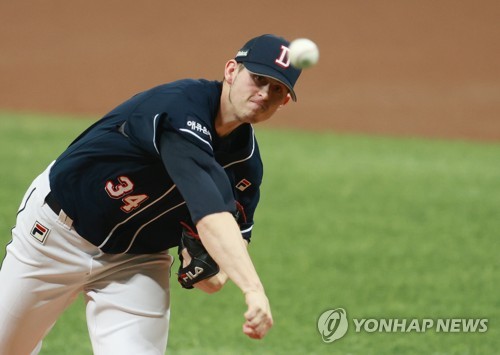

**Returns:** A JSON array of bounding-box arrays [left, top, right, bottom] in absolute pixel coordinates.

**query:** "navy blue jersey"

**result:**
[[49, 79, 263, 254]]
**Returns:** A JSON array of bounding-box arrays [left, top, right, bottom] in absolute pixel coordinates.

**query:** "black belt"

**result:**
[[45, 192, 62, 215]]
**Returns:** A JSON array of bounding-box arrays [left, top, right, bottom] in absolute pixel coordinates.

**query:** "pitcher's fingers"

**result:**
[[243, 323, 265, 339]]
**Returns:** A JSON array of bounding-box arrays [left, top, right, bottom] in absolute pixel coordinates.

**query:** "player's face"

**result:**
[[226, 62, 290, 124]]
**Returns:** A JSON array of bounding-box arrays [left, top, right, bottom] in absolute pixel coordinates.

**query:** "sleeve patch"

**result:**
[[186, 120, 212, 141]]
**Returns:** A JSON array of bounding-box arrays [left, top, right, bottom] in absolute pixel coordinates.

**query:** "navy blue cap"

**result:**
[[235, 34, 301, 101]]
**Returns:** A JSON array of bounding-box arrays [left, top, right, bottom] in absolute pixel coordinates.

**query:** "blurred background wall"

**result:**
[[1, 0, 499, 140]]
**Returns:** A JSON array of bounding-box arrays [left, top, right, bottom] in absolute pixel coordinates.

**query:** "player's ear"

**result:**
[[279, 93, 291, 109], [224, 60, 239, 85]]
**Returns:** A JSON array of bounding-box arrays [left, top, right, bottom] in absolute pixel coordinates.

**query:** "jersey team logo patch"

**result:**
[[236, 179, 252, 191], [31, 221, 50, 244], [186, 120, 212, 140]]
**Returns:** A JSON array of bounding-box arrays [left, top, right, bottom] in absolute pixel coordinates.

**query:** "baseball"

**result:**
[[289, 38, 319, 69]]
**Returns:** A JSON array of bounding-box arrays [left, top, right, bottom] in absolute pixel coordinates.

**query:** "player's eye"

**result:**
[[253, 75, 268, 85], [272, 84, 284, 95]]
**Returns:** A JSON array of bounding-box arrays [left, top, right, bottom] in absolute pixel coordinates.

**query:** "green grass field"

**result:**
[[0, 111, 499, 354]]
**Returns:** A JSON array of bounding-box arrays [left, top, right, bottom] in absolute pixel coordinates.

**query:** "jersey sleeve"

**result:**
[[121, 80, 221, 157], [159, 128, 236, 224]]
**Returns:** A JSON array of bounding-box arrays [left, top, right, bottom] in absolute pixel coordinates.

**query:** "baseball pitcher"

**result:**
[[0, 34, 302, 354]]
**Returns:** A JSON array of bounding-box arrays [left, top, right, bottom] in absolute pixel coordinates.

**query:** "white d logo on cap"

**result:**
[[275, 45, 291, 68]]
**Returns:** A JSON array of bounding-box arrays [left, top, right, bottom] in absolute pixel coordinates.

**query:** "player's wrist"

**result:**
[[194, 273, 226, 293], [242, 284, 265, 296]]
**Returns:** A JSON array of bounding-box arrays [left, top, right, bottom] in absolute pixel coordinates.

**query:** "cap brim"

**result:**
[[243, 62, 297, 102]]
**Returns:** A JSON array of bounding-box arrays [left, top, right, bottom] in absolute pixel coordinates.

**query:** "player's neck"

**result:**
[[215, 110, 242, 138], [216, 84, 244, 137]]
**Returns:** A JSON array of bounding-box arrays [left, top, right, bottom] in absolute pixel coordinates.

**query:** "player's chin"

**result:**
[[246, 111, 274, 125], [244, 104, 273, 122]]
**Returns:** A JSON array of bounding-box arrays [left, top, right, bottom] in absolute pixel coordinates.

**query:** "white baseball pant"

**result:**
[[0, 164, 173, 355]]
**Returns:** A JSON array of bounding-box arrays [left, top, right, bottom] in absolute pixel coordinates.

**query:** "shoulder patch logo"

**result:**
[[31, 221, 50, 244], [187, 120, 212, 140], [236, 178, 252, 191]]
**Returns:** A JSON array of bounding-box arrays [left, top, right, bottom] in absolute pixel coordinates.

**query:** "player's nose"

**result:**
[[258, 84, 270, 99]]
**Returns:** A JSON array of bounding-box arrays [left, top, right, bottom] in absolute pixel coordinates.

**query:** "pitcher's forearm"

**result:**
[[196, 212, 264, 294]]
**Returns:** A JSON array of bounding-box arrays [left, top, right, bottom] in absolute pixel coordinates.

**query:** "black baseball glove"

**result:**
[[177, 203, 247, 289], [177, 225, 219, 289]]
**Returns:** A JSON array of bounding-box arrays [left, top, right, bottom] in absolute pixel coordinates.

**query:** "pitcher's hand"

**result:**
[[243, 290, 273, 339]]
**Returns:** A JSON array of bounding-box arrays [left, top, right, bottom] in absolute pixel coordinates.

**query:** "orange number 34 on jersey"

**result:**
[[105, 176, 149, 213]]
